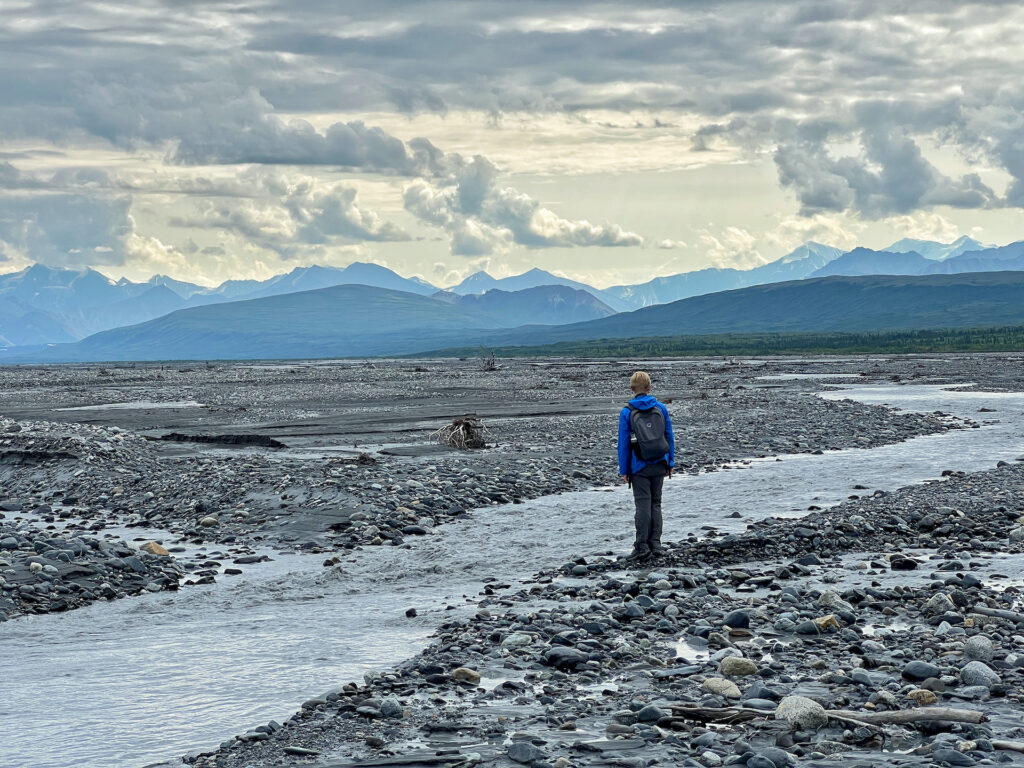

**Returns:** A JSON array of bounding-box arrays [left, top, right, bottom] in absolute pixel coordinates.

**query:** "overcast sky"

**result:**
[[3, 1, 1024, 288]]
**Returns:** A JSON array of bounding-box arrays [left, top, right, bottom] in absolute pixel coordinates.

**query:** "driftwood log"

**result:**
[[666, 705, 765, 725], [666, 704, 988, 729], [971, 605, 1024, 625], [993, 741, 1024, 754], [824, 707, 988, 726]]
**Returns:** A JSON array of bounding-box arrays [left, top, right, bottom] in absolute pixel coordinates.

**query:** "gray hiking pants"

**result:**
[[631, 461, 667, 552]]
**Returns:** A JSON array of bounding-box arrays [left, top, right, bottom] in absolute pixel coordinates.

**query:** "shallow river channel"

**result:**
[[3, 382, 1024, 768]]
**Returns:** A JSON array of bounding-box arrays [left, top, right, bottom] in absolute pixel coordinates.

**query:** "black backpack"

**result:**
[[627, 404, 670, 460]]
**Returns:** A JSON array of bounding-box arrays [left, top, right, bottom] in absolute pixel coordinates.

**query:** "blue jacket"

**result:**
[[618, 394, 675, 476]]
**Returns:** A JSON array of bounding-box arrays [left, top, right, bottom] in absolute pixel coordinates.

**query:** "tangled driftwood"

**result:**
[[432, 418, 487, 449], [481, 350, 501, 371]]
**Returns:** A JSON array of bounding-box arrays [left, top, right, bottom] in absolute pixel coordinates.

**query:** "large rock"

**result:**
[[508, 742, 546, 764], [960, 660, 1000, 689], [902, 660, 941, 682], [964, 635, 994, 661], [923, 593, 957, 616], [907, 689, 938, 706], [1009, 526, 1024, 544], [451, 667, 481, 685], [776, 695, 828, 730], [637, 704, 667, 722], [718, 656, 758, 677], [889, 554, 918, 570], [932, 748, 977, 766], [140, 541, 170, 556], [379, 697, 403, 718], [723, 610, 750, 629], [542, 646, 588, 671], [816, 590, 854, 613], [502, 632, 533, 648]]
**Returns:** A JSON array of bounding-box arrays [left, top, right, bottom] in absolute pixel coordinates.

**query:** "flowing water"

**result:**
[[3, 382, 1024, 768]]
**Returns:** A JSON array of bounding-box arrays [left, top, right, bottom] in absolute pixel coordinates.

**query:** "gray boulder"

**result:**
[[960, 660, 1000, 689], [964, 635, 994, 661], [902, 660, 941, 681], [508, 742, 546, 764], [776, 695, 828, 730]]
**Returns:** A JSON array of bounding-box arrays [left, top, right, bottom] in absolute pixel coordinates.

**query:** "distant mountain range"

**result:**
[[434, 285, 617, 326], [885, 235, 986, 261], [2, 235, 1024, 355], [7, 271, 1024, 363], [0, 261, 442, 346], [603, 241, 845, 308], [464, 272, 1024, 349], [3, 284, 616, 362]]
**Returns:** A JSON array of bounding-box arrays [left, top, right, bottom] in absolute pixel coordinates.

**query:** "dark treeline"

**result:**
[[425, 325, 1024, 358]]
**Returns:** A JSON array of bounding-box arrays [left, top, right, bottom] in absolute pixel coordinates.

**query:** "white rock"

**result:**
[[923, 593, 956, 616], [816, 590, 854, 613], [501, 632, 533, 649]]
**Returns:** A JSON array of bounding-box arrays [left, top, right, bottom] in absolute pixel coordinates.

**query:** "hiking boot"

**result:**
[[649, 543, 666, 556], [625, 547, 651, 561]]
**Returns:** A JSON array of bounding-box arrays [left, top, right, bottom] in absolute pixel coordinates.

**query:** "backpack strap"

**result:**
[[625, 404, 640, 458]]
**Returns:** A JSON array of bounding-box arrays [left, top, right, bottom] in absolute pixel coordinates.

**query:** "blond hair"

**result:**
[[630, 370, 652, 393]]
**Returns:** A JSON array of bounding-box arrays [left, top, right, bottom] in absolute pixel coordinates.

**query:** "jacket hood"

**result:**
[[628, 394, 659, 410]]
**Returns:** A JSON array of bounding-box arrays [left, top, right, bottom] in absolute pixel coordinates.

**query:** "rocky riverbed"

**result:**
[[0, 357, 974, 622], [3, 354, 1024, 768], [182, 460, 1024, 768]]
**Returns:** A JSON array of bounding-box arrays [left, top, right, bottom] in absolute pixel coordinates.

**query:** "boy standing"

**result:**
[[618, 371, 675, 559]]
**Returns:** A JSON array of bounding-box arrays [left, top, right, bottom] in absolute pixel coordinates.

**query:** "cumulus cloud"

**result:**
[[657, 239, 687, 249], [172, 171, 409, 257], [0, 191, 133, 268], [404, 156, 643, 255], [172, 113, 451, 176], [762, 213, 864, 253], [882, 212, 963, 244], [774, 125, 999, 219], [698, 227, 767, 269]]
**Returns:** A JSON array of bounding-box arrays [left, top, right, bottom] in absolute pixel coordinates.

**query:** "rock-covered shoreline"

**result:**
[[185, 461, 1024, 768], [0, 358, 966, 622]]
